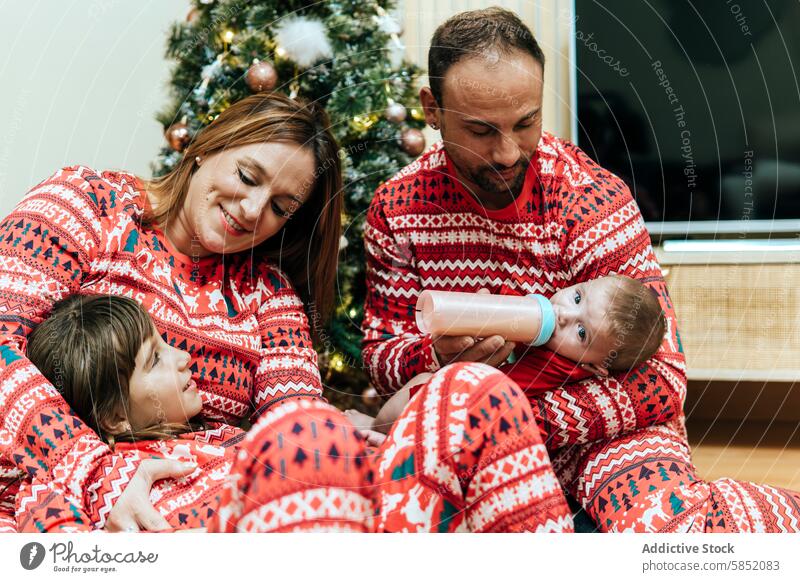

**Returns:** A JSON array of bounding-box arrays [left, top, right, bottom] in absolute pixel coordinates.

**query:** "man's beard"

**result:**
[[454, 157, 530, 200]]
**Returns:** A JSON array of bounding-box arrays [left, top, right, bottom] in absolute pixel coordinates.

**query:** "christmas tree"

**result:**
[[153, 0, 427, 408]]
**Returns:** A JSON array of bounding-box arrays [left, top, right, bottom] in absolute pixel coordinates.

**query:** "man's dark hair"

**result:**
[[428, 7, 545, 106]]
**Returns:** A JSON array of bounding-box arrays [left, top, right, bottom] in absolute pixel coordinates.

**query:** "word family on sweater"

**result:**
[[0, 166, 322, 531]]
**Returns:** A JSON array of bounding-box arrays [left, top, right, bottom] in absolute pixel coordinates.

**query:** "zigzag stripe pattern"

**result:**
[[417, 258, 571, 282], [541, 389, 590, 449], [91, 457, 140, 528], [751, 483, 800, 532], [16, 483, 50, 513], [418, 276, 557, 296], [615, 249, 663, 276], [533, 514, 574, 533], [372, 282, 421, 299]]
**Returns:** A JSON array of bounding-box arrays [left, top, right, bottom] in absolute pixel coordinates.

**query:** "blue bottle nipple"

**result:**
[[528, 294, 555, 346]]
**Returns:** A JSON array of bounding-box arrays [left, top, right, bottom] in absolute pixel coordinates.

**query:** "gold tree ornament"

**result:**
[[385, 102, 407, 124], [245, 60, 278, 93], [400, 128, 425, 156], [165, 121, 191, 152]]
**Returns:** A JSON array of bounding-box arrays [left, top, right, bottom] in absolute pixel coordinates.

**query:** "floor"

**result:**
[[687, 418, 800, 491]]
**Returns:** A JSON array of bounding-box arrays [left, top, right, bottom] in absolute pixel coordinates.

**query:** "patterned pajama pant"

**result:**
[[211, 362, 573, 532], [551, 418, 800, 532], [6, 367, 800, 533]]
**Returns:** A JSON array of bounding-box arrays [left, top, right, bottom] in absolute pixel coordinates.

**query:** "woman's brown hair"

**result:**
[[144, 93, 343, 326], [27, 294, 200, 445]]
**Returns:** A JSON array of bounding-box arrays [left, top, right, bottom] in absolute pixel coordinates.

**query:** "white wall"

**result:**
[[0, 0, 190, 218]]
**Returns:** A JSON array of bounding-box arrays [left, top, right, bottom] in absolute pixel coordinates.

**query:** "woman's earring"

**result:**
[[430, 123, 438, 130], [195, 156, 202, 165]]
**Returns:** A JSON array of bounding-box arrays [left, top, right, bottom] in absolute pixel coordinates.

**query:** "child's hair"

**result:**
[[602, 275, 667, 373], [27, 294, 201, 446]]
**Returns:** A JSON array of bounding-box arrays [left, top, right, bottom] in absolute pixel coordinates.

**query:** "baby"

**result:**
[[348, 275, 665, 441], [22, 294, 242, 531]]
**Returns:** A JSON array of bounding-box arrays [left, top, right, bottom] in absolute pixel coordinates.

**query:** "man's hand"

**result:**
[[433, 334, 516, 368], [104, 458, 197, 532]]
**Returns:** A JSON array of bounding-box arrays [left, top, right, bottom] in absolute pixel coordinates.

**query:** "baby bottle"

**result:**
[[415, 290, 555, 346]]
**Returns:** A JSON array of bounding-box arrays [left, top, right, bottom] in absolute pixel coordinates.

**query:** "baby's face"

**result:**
[[126, 329, 203, 431], [544, 277, 617, 365]]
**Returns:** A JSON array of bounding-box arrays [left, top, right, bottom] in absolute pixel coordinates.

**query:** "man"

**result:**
[[362, 7, 800, 532]]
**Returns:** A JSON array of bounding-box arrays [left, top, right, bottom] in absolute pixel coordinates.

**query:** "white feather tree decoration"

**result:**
[[274, 17, 333, 69]]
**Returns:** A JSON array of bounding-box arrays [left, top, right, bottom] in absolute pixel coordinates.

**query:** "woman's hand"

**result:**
[[104, 458, 197, 533]]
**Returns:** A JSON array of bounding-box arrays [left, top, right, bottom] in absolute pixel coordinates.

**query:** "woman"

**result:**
[[0, 93, 571, 533]]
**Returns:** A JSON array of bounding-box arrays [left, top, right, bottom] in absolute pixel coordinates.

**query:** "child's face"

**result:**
[[125, 330, 203, 431], [544, 277, 617, 367]]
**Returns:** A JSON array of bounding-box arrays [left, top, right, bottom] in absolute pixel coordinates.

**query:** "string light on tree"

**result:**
[[330, 353, 345, 372], [351, 113, 379, 132], [221, 29, 235, 51]]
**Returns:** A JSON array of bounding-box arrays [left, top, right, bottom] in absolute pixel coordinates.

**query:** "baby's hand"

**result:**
[[357, 429, 387, 448], [344, 409, 376, 432]]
